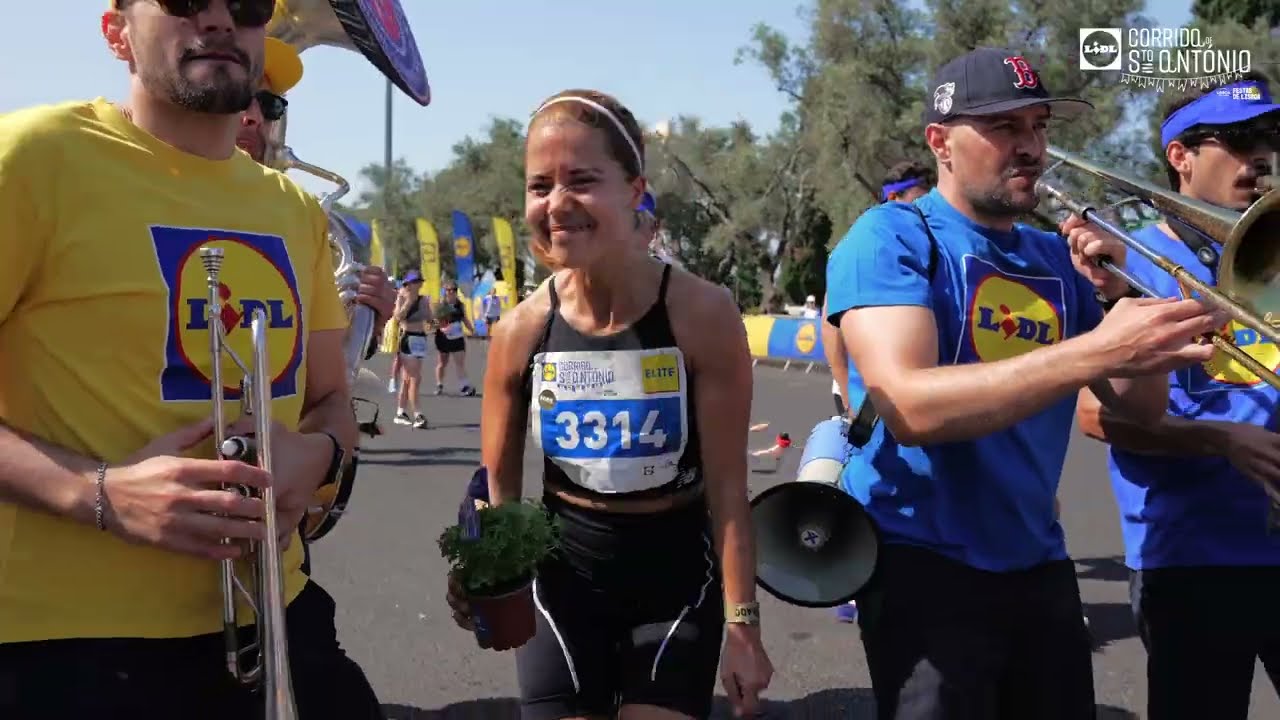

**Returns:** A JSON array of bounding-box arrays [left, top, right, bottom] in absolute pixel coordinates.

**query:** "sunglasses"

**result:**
[[255, 90, 287, 122], [1182, 124, 1280, 154], [120, 0, 275, 28]]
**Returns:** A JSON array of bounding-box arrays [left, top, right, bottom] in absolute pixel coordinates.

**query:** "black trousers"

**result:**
[[1131, 565, 1280, 720], [857, 544, 1095, 720], [0, 580, 382, 720]]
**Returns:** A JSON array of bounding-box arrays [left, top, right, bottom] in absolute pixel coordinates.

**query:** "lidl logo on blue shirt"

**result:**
[[961, 256, 1065, 363]]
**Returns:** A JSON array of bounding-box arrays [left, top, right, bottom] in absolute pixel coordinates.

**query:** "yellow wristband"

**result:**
[[726, 602, 760, 625]]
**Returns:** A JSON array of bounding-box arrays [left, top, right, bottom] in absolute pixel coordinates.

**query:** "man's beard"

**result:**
[[140, 43, 259, 115], [967, 164, 1043, 219], [166, 64, 254, 114]]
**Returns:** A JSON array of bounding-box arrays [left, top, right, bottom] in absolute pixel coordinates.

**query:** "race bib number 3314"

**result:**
[[540, 397, 681, 460]]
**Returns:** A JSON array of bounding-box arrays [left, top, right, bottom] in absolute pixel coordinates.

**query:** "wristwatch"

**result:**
[[319, 431, 347, 487]]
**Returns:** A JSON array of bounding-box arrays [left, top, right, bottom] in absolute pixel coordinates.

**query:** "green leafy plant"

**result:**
[[438, 500, 561, 596]]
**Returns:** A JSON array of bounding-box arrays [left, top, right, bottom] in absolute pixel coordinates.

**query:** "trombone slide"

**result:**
[[1034, 176, 1280, 349]]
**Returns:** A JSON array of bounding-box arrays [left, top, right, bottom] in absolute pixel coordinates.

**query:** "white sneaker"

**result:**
[[387, 379, 398, 394], [393, 409, 411, 425]]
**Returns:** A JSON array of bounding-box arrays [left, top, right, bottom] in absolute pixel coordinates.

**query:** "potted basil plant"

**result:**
[[438, 468, 560, 651]]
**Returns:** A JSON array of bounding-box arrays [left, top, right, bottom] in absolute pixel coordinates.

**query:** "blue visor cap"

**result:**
[[637, 191, 657, 214], [1161, 80, 1280, 148]]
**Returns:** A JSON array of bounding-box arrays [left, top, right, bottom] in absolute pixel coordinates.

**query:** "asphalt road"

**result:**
[[308, 342, 1280, 719]]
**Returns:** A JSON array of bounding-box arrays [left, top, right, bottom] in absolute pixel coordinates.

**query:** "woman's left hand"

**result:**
[[720, 623, 773, 717]]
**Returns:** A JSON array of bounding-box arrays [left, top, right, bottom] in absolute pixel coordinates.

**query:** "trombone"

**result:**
[[200, 246, 298, 719], [1035, 145, 1280, 391], [1035, 145, 1280, 528]]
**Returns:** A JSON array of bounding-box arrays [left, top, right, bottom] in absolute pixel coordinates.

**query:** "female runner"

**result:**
[[433, 281, 477, 396], [447, 89, 773, 720], [393, 270, 431, 428]]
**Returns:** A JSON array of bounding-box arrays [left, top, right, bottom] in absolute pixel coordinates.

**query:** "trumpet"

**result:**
[[200, 246, 298, 719], [1034, 145, 1280, 528]]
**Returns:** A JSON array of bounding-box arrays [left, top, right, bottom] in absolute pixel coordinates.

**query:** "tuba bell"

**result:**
[[259, 0, 432, 544], [262, 0, 432, 386]]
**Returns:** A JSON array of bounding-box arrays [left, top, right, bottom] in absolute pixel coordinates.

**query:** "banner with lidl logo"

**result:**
[[415, 218, 442, 302], [491, 217, 519, 310], [450, 210, 477, 297], [740, 314, 828, 364], [370, 219, 386, 269]]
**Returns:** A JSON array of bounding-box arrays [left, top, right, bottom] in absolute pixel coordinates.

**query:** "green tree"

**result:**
[[739, 0, 1157, 241], [417, 118, 529, 287], [1193, 0, 1280, 28], [350, 158, 422, 274], [646, 115, 823, 310]]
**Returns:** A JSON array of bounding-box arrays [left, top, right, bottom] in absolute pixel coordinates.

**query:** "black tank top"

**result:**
[[524, 264, 702, 499], [437, 299, 466, 340], [439, 299, 465, 324], [404, 297, 426, 322]]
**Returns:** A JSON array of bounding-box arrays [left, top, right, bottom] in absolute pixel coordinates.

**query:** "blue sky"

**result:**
[[5, 1, 1191, 198]]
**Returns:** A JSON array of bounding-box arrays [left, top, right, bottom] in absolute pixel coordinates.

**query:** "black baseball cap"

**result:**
[[923, 47, 1093, 125]]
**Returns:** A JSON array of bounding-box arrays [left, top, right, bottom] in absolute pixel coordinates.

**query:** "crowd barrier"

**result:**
[[742, 314, 831, 371], [380, 309, 833, 372]]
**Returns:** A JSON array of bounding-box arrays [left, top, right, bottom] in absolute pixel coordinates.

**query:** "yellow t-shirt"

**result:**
[[0, 98, 349, 643]]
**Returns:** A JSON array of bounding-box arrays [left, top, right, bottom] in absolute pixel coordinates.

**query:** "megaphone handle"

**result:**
[[847, 396, 880, 448]]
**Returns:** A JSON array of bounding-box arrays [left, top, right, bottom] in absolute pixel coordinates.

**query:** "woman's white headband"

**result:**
[[532, 96, 644, 174]]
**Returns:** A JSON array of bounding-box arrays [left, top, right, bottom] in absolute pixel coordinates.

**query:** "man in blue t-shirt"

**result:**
[[825, 160, 934, 420], [824, 159, 933, 627], [1076, 71, 1280, 720], [825, 47, 1227, 719]]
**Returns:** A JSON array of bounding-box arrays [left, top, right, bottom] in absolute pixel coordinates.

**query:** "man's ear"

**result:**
[[1166, 141, 1194, 181], [102, 11, 134, 64], [924, 123, 951, 164]]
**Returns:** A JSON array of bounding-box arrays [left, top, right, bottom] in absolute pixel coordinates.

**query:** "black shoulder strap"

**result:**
[[908, 203, 940, 281], [844, 203, 937, 448], [520, 286, 559, 403], [657, 263, 673, 301], [547, 275, 561, 310], [1166, 216, 1221, 270]]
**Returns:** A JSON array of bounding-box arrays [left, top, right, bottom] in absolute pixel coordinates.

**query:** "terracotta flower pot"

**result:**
[[470, 578, 536, 651]]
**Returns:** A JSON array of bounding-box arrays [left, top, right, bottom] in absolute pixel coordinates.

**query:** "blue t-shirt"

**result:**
[[1107, 224, 1280, 570], [825, 189, 1103, 572]]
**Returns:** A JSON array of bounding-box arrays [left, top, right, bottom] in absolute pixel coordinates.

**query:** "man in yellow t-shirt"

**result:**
[[0, 2, 377, 718]]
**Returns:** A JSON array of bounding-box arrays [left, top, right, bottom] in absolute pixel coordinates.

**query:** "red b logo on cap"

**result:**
[[1005, 56, 1039, 89]]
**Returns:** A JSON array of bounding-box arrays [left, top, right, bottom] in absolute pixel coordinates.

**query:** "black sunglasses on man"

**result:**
[[255, 90, 288, 122], [111, 0, 274, 27]]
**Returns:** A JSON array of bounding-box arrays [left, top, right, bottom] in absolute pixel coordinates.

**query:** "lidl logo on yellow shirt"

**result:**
[[152, 227, 304, 402], [641, 354, 680, 394]]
